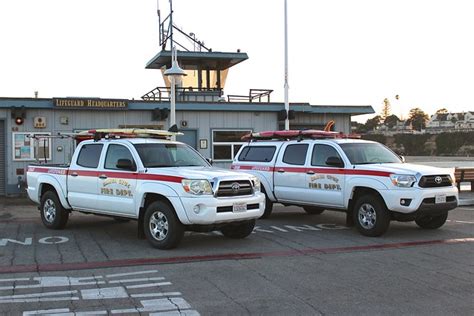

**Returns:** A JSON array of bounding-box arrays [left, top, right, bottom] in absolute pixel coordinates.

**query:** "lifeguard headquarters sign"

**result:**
[[54, 98, 128, 110]]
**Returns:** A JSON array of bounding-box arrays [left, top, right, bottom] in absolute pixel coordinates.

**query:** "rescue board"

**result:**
[[241, 129, 360, 141], [81, 128, 183, 137]]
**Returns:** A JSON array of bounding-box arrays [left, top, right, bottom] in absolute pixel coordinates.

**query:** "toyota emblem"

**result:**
[[231, 182, 240, 193], [434, 176, 442, 184]]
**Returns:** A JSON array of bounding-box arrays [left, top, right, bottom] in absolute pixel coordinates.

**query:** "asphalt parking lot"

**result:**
[[0, 199, 473, 315]]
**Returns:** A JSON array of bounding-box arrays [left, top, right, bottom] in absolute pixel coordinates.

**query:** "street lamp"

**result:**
[[164, 46, 186, 140]]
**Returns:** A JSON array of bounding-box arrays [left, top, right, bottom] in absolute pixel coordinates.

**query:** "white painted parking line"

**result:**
[[1, 297, 80, 303], [23, 309, 70, 315], [0, 290, 77, 300], [126, 282, 172, 289], [0, 278, 30, 282], [105, 270, 159, 278], [150, 310, 201, 316], [109, 276, 165, 284], [111, 297, 192, 314], [131, 291, 182, 298], [0, 270, 199, 315]]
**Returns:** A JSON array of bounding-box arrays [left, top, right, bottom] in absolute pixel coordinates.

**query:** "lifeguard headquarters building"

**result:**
[[0, 7, 374, 196]]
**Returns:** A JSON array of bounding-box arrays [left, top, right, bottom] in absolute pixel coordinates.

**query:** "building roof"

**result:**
[[0, 97, 374, 116], [145, 50, 249, 70]]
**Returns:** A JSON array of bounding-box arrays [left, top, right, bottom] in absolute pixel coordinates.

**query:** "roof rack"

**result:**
[[241, 130, 361, 141]]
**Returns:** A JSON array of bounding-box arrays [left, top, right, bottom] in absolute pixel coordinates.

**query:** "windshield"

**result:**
[[340, 142, 401, 165], [134, 143, 209, 168]]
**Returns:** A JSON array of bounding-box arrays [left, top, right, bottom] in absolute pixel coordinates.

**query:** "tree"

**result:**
[[436, 108, 448, 115], [408, 108, 429, 131], [365, 115, 382, 131], [381, 98, 391, 119], [384, 114, 400, 128]]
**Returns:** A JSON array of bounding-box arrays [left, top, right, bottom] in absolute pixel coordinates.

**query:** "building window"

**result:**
[[212, 130, 251, 161], [12, 132, 52, 161]]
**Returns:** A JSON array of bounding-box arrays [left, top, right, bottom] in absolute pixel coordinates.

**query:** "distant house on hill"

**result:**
[[427, 111, 474, 131]]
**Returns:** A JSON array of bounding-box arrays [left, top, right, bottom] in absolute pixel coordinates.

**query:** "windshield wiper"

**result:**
[[146, 164, 174, 168]]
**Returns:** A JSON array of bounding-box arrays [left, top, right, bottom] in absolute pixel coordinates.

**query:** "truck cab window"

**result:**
[[282, 144, 308, 165], [76, 144, 103, 168], [311, 144, 343, 167], [105, 144, 136, 170]]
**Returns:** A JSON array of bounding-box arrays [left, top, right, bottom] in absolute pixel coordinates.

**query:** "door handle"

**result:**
[[306, 170, 315, 175], [277, 169, 285, 173], [99, 174, 108, 179], [70, 172, 78, 177]]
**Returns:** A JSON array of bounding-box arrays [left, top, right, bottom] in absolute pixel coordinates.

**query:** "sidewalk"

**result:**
[[459, 191, 474, 206]]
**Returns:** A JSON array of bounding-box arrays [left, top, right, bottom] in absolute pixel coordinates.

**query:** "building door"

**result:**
[[0, 120, 4, 196], [177, 130, 198, 149]]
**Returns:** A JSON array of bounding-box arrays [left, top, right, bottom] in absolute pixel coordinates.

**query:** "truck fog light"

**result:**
[[400, 199, 412, 206], [193, 205, 201, 214]]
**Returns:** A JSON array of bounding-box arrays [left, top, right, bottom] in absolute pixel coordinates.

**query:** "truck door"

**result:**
[[67, 143, 103, 210], [96, 144, 138, 217], [273, 142, 310, 202], [305, 144, 345, 207]]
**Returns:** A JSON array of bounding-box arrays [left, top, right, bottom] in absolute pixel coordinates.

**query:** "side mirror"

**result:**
[[399, 155, 406, 163], [326, 156, 344, 168], [116, 159, 135, 171], [206, 158, 213, 166]]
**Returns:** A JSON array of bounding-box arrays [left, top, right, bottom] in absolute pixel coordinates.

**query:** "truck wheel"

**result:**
[[415, 213, 448, 229], [221, 219, 256, 239], [40, 191, 69, 229], [353, 194, 390, 237], [303, 206, 325, 215], [144, 201, 184, 249], [260, 188, 273, 219]]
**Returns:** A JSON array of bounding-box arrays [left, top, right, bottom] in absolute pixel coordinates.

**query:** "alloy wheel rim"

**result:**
[[358, 203, 376, 229], [149, 211, 169, 241], [43, 199, 57, 223]]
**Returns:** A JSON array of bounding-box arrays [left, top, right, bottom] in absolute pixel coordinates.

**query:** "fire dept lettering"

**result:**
[[101, 178, 133, 197], [309, 174, 341, 191]]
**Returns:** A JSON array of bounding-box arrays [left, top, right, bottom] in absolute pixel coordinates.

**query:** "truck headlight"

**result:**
[[182, 179, 213, 195], [390, 174, 416, 187], [251, 177, 261, 192]]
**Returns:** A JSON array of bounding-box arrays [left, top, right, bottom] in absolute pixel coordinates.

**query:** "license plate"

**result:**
[[233, 202, 247, 213], [435, 195, 446, 204]]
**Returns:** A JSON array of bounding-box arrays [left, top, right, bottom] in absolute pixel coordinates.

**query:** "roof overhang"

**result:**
[[145, 50, 249, 70]]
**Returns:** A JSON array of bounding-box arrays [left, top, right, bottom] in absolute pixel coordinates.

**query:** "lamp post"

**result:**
[[164, 46, 186, 140]]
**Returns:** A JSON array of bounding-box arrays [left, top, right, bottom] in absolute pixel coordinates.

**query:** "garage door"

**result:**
[[0, 120, 5, 196]]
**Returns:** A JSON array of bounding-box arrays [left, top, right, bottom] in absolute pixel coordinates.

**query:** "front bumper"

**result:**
[[178, 192, 265, 225], [381, 186, 459, 214]]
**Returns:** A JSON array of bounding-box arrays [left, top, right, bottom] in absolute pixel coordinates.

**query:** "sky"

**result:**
[[0, 0, 473, 123]]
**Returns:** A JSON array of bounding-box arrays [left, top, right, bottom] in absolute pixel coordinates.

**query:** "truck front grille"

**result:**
[[418, 175, 452, 188], [216, 180, 253, 197]]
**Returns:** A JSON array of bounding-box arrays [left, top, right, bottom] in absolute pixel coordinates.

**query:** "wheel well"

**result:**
[[138, 193, 176, 239], [40, 183, 56, 199], [349, 187, 386, 212]]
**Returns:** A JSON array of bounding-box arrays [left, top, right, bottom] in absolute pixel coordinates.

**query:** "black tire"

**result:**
[[260, 187, 273, 219], [415, 213, 448, 229], [143, 201, 184, 249], [40, 191, 69, 229], [353, 194, 390, 237], [221, 219, 256, 239], [303, 206, 325, 215]]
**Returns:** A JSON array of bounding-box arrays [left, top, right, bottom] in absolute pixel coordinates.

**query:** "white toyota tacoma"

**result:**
[[27, 137, 264, 249], [231, 135, 458, 237]]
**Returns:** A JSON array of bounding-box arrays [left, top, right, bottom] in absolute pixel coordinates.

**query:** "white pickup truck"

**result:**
[[231, 135, 458, 237], [27, 137, 264, 249]]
